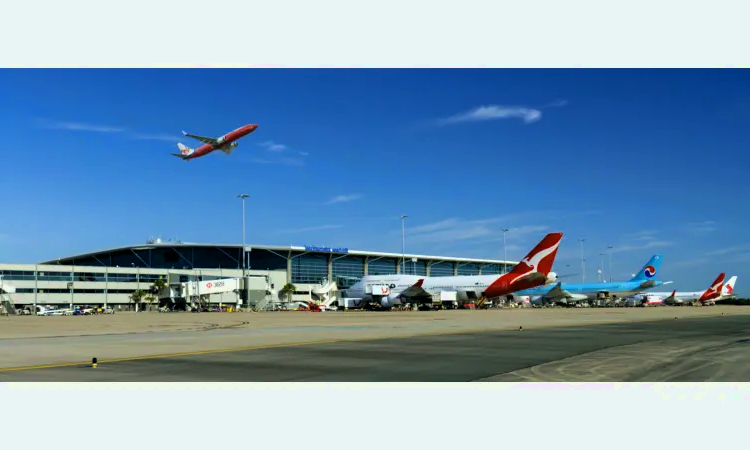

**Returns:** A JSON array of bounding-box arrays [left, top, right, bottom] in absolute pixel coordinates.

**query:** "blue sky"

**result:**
[[0, 69, 749, 295]]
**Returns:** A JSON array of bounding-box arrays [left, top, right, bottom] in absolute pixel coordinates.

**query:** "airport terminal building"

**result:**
[[0, 240, 516, 311]]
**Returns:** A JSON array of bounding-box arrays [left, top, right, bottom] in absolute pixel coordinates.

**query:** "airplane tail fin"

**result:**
[[699, 273, 726, 301], [177, 142, 195, 156], [723, 276, 738, 296], [509, 232, 564, 277], [628, 254, 664, 282]]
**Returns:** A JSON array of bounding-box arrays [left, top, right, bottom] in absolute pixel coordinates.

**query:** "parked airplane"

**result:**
[[171, 124, 258, 160], [341, 232, 563, 308], [654, 273, 734, 306], [509, 254, 668, 306], [722, 276, 739, 299]]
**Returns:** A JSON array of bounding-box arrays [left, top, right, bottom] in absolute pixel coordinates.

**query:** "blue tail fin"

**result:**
[[628, 255, 663, 282]]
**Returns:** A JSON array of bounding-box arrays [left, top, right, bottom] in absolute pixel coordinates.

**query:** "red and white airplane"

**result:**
[[171, 124, 258, 160], [341, 232, 563, 308], [659, 273, 727, 306]]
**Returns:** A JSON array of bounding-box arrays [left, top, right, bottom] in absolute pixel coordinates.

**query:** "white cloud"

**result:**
[[707, 244, 750, 256], [326, 194, 363, 205], [274, 225, 343, 234], [405, 216, 549, 246], [626, 230, 660, 240], [130, 133, 182, 142], [674, 258, 709, 267], [45, 121, 124, 133], [727, 253, 750, 263], [611, 240, 674, 253], [299, 151, 309, 156], [434, 99, 568, 126], [437, 105, 543, 125], [41, 119, 181, 143], [249, 157, 305, 167], [683, 220, 718, 234], [257, 140, 287, 152]]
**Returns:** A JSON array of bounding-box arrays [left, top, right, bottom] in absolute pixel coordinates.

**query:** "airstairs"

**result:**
[[1, 293, 16, 315], [252, 294, 273, 312], [312, 280, 339, 307]]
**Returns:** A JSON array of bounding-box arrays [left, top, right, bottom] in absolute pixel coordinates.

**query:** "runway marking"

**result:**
[[0, 313, 735, 373]]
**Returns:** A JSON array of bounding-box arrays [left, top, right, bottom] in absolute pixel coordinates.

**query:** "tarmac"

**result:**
[[2, 307, 750, 381]]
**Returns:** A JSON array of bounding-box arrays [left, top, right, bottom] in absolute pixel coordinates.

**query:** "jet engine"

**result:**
[[545, 272, 558, 284], [216, 135, 227, 145]]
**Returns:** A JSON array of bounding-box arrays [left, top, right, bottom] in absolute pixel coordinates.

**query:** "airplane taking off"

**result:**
[[655, 274, 736, 306], [171, 124, 258, 160], [509, 254, 668, 306], [342, 232, 563, 308]]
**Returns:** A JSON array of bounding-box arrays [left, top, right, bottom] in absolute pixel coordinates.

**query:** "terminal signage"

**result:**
[[304, 245, 349, 254]]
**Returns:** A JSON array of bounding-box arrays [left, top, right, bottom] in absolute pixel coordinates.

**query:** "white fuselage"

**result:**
[[647, 291, 704, 301], [344, 274, 502, 307]]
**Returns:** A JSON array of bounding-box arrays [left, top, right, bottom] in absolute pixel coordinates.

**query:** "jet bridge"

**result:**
[[183, 277, 244, 308]]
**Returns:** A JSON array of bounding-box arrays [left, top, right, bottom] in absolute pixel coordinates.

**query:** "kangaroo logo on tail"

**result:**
[[699, 273, 725, 301], [177, 143, 194, 156], [723, 276, 737, 296], [506, 232, 564, 284]]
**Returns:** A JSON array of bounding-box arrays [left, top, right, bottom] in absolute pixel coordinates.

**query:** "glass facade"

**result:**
[[400, 260, 426, 276], [481, 264, 502, 275], [291, 254, 328, 284], [37, 271, 73, 281], [367, 258, 397, 275], [332, 257, 364, 289], [139, 274, 167, 283], [429, 262, 454, 277], [0, 270, 36, 280], [75, 272, 107, 282], [457, 263, 481, 276], [34, 245, 512, 287], [22, 288, 140, 295], [248, 250, 287, 271]]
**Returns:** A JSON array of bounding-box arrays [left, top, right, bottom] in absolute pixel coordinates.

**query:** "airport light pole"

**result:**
[[607, 246, 614, 282], [578, 238, 586, 283], [599, 253, 606, 282], [400, 215, 408, 274], [502, 228, 510, 273], [238, 194, 250, 275]]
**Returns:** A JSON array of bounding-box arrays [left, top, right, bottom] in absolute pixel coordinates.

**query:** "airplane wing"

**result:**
[[538, 282, 586, 303], [399, 279, 431, 299], [182, 131, 219, 145], [663, 290, 678, 304]]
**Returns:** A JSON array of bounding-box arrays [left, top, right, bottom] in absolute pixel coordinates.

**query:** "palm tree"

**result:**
[[129, 289, 147, 312], [150, 276, 167, 309], [145, 295, 157, 311], [151, 276, 167, 296], [281, 282, 296, 304]]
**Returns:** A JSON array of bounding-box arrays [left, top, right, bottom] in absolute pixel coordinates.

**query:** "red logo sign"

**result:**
[[206, 282, 213, 288]]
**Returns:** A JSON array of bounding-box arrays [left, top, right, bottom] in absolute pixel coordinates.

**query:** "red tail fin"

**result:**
[[699, 273, 725, 301], [509, 232, 564, 277]]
